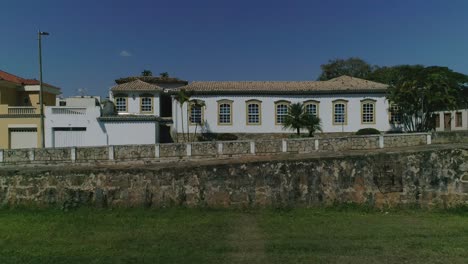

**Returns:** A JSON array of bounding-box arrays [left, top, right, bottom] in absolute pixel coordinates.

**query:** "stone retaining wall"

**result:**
[[0, 146, 466, 208], [0, 133, 431, 165]]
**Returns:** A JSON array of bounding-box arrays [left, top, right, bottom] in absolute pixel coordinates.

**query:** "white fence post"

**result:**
[[250, 141, 256, 154], [186, 143, 192, 157], [0, 150, 3, 163], [379, 135, 384, 149], [71, 147, 76, 162], [426, 134, 432, 145], [217, 142, 223, 155], [29, 149, 35, 161], [155, 144, 160, 158], [108, 146, 114, 160], [282, 139, 287, 152], [314, 139, 319, 150]]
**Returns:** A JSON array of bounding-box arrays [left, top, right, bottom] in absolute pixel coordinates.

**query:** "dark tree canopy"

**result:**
[[318, 57, 374, 81], [141, 70, 153, 76]]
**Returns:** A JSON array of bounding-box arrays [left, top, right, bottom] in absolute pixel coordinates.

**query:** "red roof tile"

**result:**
[[0, 70, 61, 90]]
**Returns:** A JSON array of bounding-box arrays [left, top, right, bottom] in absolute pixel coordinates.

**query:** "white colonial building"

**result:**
[[171, 76, 400, 138], [433, 109, 467, 132]]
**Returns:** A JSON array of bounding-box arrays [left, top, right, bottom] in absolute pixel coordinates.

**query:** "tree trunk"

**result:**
[[180, 105, 185, 142], [296, 127, 300, 135]]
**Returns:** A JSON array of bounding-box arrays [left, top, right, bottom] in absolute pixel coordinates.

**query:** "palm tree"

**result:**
[[160, 72, 169, 79], [283, 103, 305, 135], [190, 99, 206, 142], [174, 89, 191, 142], [141, 70, 152, 76], [302, 114, 322, 137]]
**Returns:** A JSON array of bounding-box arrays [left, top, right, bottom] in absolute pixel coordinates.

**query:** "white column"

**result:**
[[314, 139, 319, 150], [250, 141, 256, 154], [282, 139, 287, 152], [426, 134, 432, 145], [29, 149, 35, 161], [155, 144, 160, 158], [217, 142, 223, 155], [71, 147, 76, 162], [108, 146, 114, 160], [0, 149, 3, 163], [186, 143, 192, 157], [379, 135, 384, 149]]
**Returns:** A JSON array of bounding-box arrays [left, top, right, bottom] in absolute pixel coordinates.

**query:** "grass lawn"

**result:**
[[0, 207, 468, 263]]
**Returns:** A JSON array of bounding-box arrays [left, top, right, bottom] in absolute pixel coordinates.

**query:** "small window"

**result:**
[[304, 101, 319, 117], [361, 100, 376, 124], [218, 100, 232, 125], [333, 100, 347, 125], [389, 103, 401, 124], [456, 112, 463, 127], [59, 101, 66, 106], [115, 96, 127, 112], [140, 96, 153, 113], [275, 101, 290, 125], [190, 102, 204, 125], [246, 100, 261, 125], [435, 114, 440, 128]]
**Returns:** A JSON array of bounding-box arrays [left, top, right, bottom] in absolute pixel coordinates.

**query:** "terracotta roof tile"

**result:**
[[111, 80, 164, 92], [0, 70, 61, 90], [177, 76, 388, 94]]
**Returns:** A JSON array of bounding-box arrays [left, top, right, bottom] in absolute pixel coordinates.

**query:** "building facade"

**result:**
[[433, 109, 467, 132], [0, 70, 60, 149], [171, 76, 398, 138]]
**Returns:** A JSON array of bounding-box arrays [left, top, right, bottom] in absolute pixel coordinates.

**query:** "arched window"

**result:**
[[140, 94, 153, 113], [246, 100, 262, 125], [115, 94, 127, 112], [361, 99, 376, 124], [218, 100, 233, 125], [304, 100, 319, 117], [333, 100, 348, 125], [275, 100, 290, 125]]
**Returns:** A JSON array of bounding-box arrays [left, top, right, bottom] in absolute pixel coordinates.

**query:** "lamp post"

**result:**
[[38, 30, 49, 148]]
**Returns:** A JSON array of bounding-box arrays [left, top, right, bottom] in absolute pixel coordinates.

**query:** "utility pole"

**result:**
[[38, 30, 49, 148]]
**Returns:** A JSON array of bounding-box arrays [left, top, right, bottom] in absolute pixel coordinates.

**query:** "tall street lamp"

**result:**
[[38, 30, 49, 148]]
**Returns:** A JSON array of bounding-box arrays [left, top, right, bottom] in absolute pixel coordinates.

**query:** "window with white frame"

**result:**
[[115, 96, 127, 112], [218, 101, 232, 125], [247, 101, 261, 125], [275, 103, 289, 124], [305, 103, 318, 117], [140, 96, 153, 113], [390, 103, 401, 124], [333, 101, 347, 125], [190, 104, 203, 124], [361, 100, 375, 124]]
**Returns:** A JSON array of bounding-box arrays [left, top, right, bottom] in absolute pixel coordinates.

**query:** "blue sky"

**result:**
[[1, 0, 468, 97]]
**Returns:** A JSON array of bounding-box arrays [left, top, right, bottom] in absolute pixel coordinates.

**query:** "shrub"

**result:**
[[216, 133, 238, 141], [355, 128, 381, 135]]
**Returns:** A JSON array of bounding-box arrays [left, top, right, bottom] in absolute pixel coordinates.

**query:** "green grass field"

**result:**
[[1, 207, 468, 263]]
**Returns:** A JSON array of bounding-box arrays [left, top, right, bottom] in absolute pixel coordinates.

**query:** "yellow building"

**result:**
[[0, 70, 60, 149]]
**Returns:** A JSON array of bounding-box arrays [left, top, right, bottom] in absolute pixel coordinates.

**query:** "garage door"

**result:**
[[10, 128, 38, 149], [53, 127, 86, 147]]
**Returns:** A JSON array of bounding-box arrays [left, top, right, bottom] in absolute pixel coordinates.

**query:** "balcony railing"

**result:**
[[7, 107, 39, 115], [51, 107, 87, 115]]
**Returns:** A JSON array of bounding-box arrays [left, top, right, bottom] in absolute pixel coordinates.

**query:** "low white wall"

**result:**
[[103, 121, 159, 145]]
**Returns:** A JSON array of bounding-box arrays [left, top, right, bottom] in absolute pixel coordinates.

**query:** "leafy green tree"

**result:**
[[318, 57, 374, 81], [386, 66, 468, 131], [141, 70, 153, 76], [302, 114, 322, 137], [283, 103, 306, 135], [160, 72, 169, 78]]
